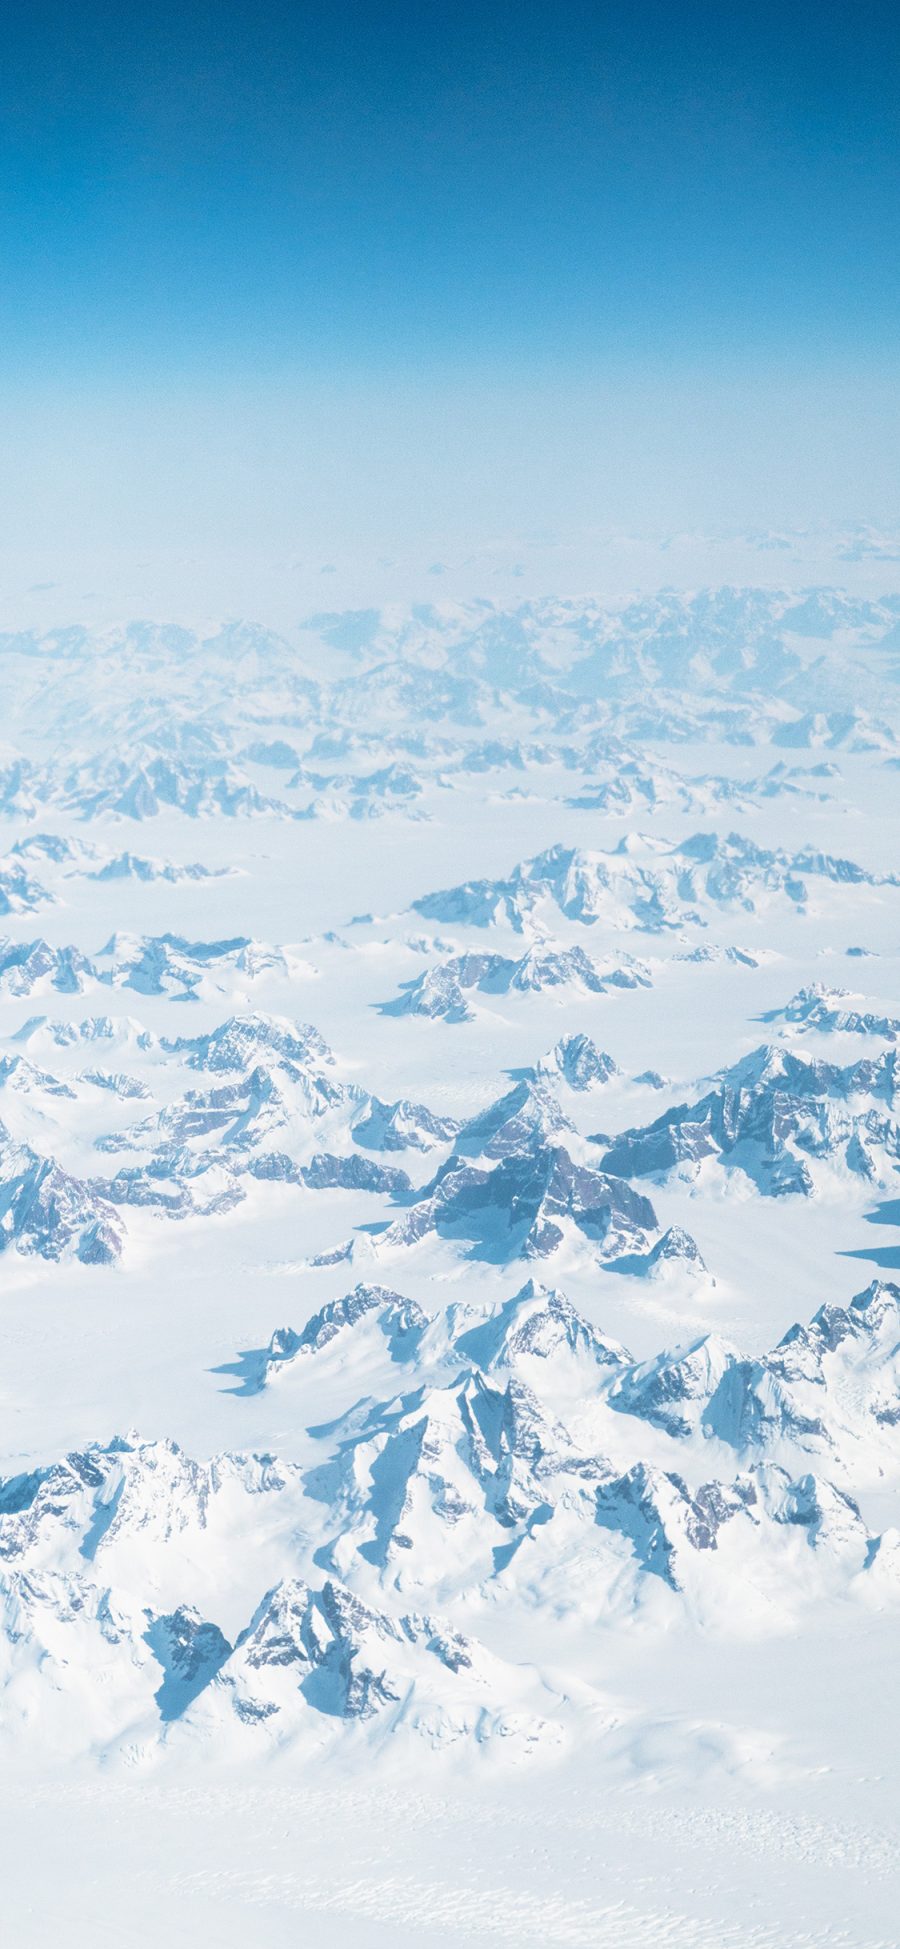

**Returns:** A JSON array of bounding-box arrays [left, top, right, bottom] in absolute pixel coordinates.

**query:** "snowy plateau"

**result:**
[[1, 588, 900, 1946]]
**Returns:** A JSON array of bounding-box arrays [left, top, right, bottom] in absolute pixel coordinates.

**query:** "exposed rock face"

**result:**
[[0, 1125, 125, 1262], [535, 1035, 621, 1092], [381, 1145, 658, 1266], [598, 1044, 900, 1193]]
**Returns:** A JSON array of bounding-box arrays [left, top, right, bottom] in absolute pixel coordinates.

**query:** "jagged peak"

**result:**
[[535, 1033, 621, 1092]]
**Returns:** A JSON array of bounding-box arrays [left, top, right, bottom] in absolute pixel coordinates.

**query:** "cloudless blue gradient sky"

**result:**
[[1, 0, 898, 591]]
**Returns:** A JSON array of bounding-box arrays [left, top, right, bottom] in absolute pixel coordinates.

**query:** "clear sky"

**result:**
[[1, 0, 898, 602]]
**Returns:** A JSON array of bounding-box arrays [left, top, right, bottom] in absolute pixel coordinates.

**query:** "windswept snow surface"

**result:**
[[2, 589, 900, 1946]]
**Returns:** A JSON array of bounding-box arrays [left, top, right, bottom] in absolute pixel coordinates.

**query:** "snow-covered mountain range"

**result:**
[[2, 586, 900, 1942]]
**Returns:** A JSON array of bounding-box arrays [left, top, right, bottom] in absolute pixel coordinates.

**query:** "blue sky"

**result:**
[[1, 1, 898, 584]]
